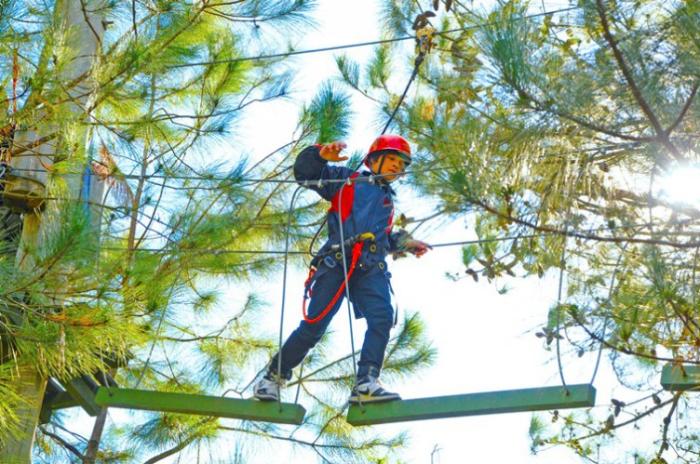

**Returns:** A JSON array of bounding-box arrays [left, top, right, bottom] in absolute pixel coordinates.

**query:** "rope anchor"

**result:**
[[415, 25, 436, 57], [412, 11, 437, 62]]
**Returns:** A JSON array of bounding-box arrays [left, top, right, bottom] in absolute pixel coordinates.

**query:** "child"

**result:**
[[254, 134, 430, 403]]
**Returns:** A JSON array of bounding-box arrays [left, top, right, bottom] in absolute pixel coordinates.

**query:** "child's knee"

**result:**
[[297, 322, 327, 345], [367, 307, 393, 332]]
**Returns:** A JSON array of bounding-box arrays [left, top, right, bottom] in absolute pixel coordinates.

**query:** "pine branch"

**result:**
[[141, 428, 202, 464], [38, 426, 87, 462], [666, 81, 699, 136], [570, 397, 674, 443], [567, 306, 698, 364], [594, 0, 684, 163], [656, 392, 681, 459], [469, 197, 700, 249]]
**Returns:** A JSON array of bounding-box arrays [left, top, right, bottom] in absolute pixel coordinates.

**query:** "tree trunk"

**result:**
[[0, 214, 45, 463], [1, 364, 48, 463], [0, 1, 104, 462]]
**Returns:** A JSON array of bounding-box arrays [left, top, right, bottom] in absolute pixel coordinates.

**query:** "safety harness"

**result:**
[[302, 232, 375, 324]]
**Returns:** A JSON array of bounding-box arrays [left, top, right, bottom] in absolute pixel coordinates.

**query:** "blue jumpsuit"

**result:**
[[269, 145, 404, 380]]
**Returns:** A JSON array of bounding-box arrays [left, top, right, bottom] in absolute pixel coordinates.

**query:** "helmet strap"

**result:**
[[377, 156, 387, 177], [370, 154, 389, 183]]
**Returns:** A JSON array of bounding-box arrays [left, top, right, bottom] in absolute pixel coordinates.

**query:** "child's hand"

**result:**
[[319, 141, 348, 162], [404, 239, 432, 258]]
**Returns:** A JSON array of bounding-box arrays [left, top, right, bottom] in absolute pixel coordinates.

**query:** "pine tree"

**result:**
[[360, 0, 700, 461], [1, 1, 436, 463]]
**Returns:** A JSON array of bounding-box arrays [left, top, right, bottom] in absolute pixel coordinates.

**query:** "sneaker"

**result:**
[[349, 376, 401, 404], [253, 373, 284, 401]]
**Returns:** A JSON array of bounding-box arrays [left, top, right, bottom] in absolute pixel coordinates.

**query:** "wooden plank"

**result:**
[[347, 384, 596, 426], [661, 364, 700, 391], [94, 387, 306, 425]]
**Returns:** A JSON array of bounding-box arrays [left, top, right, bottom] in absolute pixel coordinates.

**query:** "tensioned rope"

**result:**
[[8, 130, 653, 185], [553, 162, 588, 394], [3, 141, 642, 186], [589, 243, 628, 385], [274, 184, 305, 409], [551, 161, 636, 393], [337, 179, 360, 394], [93, 222, 699, 257], [98, 234, 555, 255], [167, 6, 580, 69]]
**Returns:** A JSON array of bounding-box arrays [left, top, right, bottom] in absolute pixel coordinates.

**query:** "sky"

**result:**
[[67, 1, 667, 463]]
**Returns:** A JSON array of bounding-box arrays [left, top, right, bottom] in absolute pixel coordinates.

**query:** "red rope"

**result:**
[[302, 242, 364, 324]]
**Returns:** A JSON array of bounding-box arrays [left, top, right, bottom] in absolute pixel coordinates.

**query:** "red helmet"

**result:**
[[364, 134, 412, 167]]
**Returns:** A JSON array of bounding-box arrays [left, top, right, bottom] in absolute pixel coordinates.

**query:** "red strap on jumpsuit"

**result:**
[[302, 241, 364, 324]]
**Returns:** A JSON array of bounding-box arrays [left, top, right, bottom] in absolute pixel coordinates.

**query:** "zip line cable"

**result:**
[[4, 164, 453, 183], [167, 6, 581, 69], [91, 223, 700, 256], [3, 141, 643, 187], [100, 234, 550, 255]]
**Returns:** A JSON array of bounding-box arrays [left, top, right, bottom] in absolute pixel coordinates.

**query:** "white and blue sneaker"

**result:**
[[253, 373, 284, 401], [349, 376, 401, 404]]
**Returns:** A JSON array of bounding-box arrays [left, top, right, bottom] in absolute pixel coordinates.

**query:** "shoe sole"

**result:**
[[349, 394, 401, 404], [254, 394, 279, 401]]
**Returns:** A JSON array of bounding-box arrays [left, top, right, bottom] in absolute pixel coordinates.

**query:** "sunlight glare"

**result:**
[[657, 166, 700, 206]]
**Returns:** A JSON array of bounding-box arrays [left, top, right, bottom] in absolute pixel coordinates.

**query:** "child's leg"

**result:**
[[268, 265, 347, 379], [349, 265, 394, 379]]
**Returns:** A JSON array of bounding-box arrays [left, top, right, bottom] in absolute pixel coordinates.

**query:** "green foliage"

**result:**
[[371, 0, 700, 460], [301, 82, 353, 143], [336, 55, 361, 88], [0, 364, 23, 448], [383, 313, 438, 380], [368, 45, 392, 89], [379, 0, 420, 38]]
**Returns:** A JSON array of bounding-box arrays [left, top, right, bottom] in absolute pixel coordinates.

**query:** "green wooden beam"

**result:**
[[39, 393, 79, 424], [63, 375, 101, 416], [347, 384, 596, 426], [661, 364, 700, 391], [40, 379, 73, 424], [49, 391, 80, 410], [94, 387, 306, 425]]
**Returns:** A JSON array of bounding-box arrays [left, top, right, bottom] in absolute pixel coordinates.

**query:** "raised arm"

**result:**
[[294, 142, 354, 201]]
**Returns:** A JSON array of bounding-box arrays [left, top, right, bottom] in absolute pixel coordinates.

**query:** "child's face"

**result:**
[[369, 152, 406, 182]]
